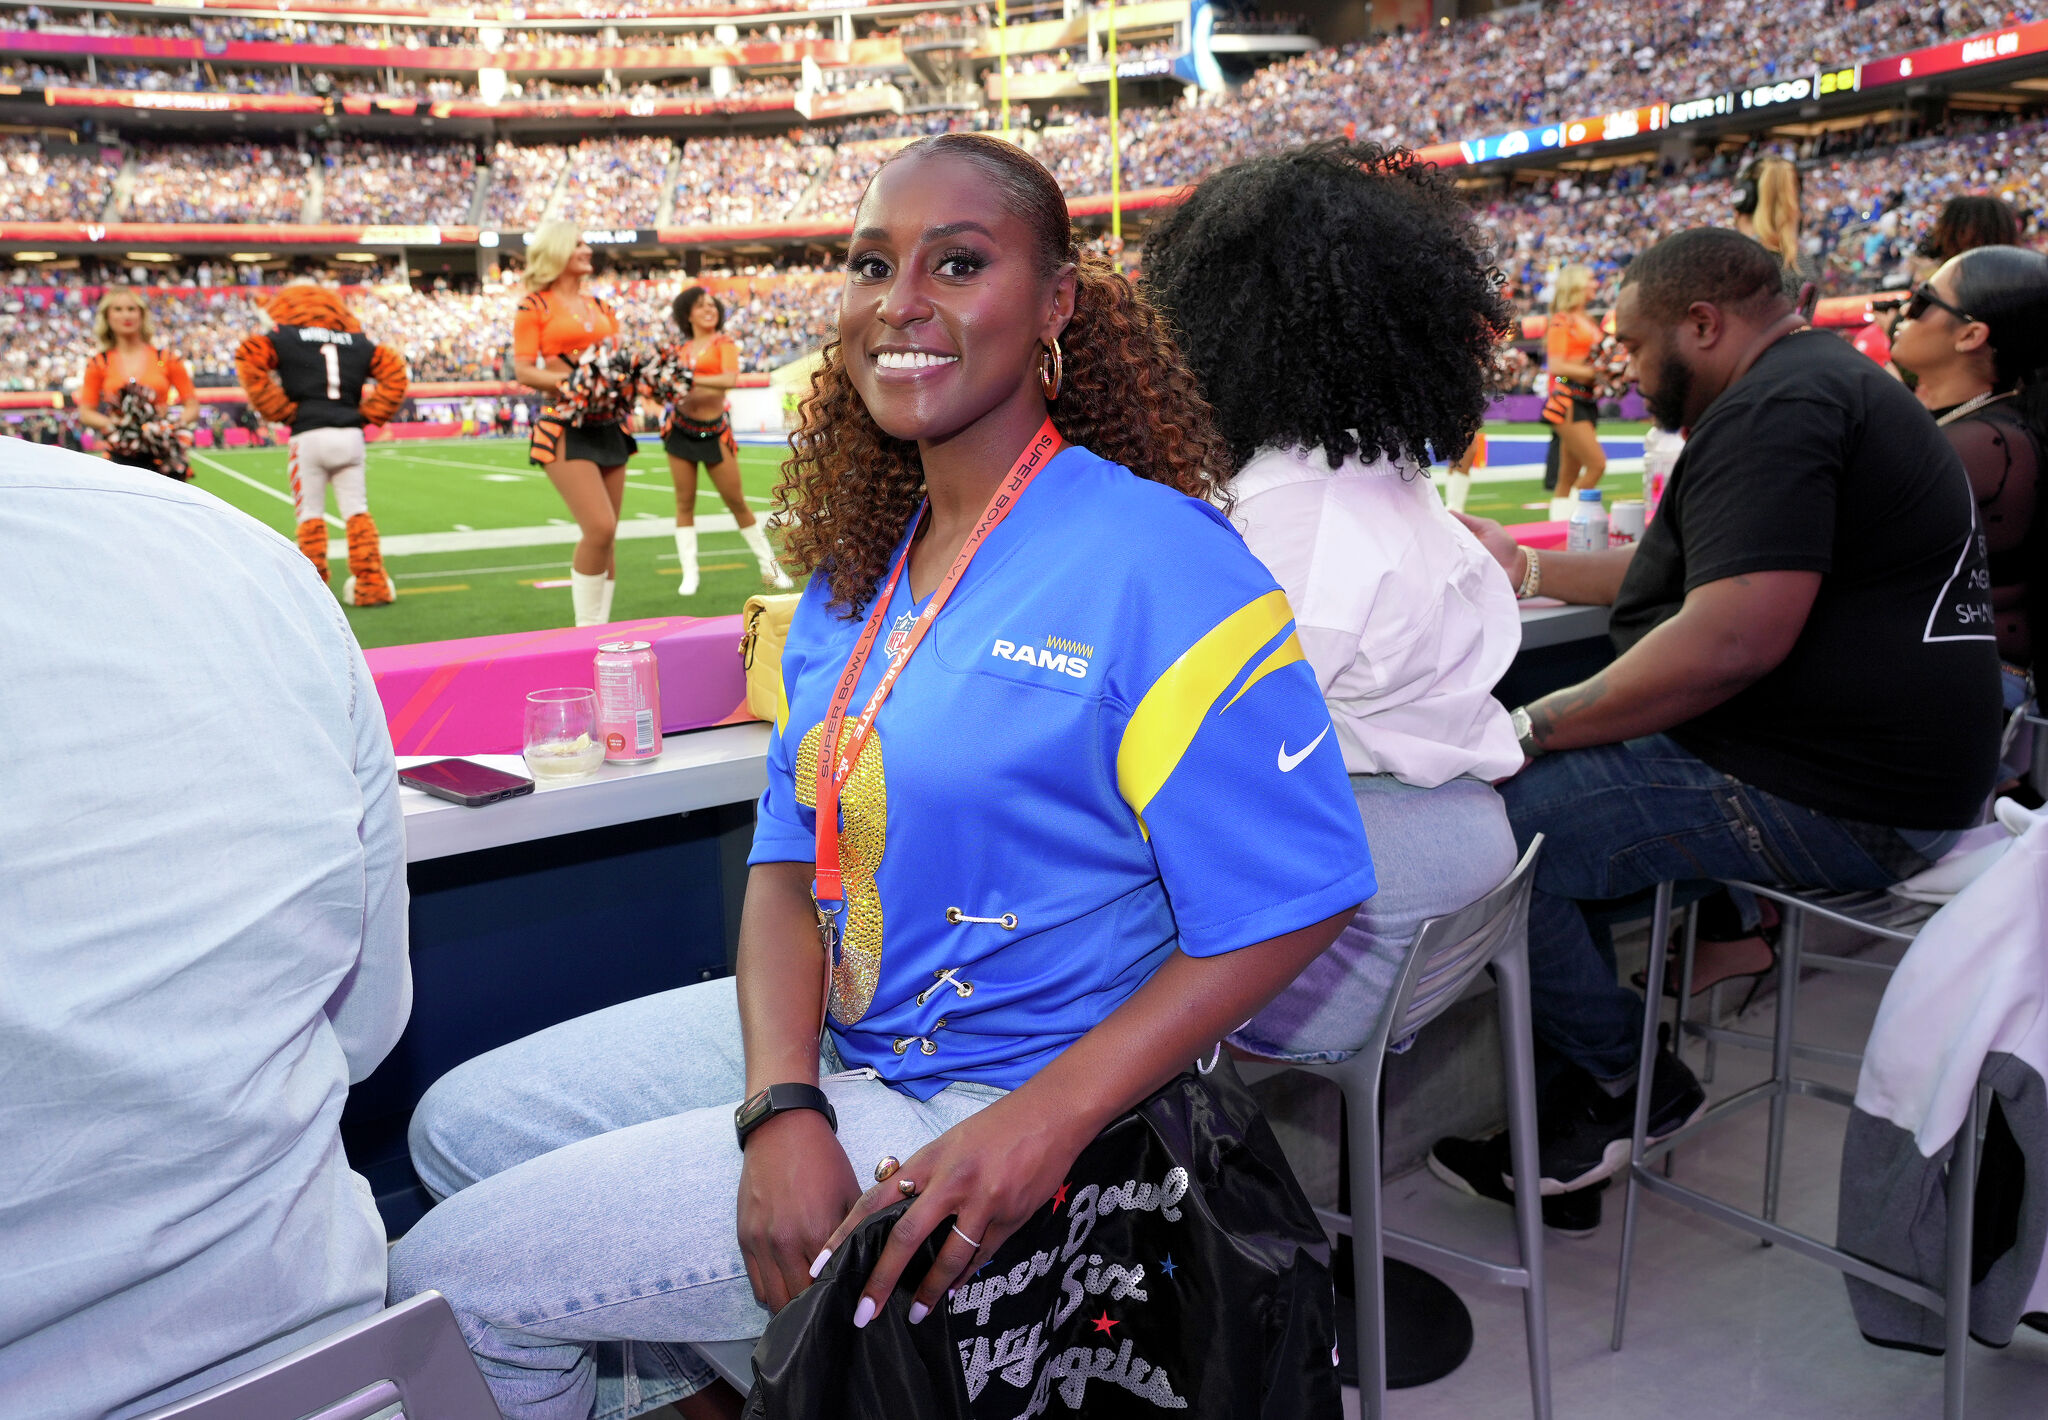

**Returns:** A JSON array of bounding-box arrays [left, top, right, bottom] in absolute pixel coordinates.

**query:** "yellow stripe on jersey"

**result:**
[[1220, 633, 1308, 714], [1118, 588, 1297, 833]]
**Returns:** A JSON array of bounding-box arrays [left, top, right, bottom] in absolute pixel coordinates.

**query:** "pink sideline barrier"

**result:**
[[366, 614, 756, 757], [1506, 520, 1570, 550]]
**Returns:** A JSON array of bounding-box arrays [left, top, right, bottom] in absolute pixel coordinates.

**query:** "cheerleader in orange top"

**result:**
[[1541, 263, 1607, 521], [77, 287, 200, 479], [660, 285, 793, 596], [513, 221, 633, 627]]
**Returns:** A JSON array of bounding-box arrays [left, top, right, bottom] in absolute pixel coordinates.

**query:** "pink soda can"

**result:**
[[595, 640, 662, 763]]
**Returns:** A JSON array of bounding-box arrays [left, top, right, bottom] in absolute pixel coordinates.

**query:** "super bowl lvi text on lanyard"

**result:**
[[808, 420, 1067, 1021]]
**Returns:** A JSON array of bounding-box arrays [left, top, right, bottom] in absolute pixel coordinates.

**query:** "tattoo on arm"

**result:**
[[1528, 674, 1610, 747]]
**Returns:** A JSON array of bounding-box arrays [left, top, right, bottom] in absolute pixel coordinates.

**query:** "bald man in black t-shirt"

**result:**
[[1446, 229, 2001, 1201]]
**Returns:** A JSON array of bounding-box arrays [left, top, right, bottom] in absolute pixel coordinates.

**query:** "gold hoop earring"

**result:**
[[1039, 338, 1064, 401]]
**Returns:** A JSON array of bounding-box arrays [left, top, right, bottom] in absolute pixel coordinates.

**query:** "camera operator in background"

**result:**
[[1733, 157, 1819, 302], [1448, 228, 2003, 1197]]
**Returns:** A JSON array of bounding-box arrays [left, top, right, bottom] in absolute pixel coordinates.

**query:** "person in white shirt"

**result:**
[[0, 441, 411, 1420], [1142, 141, 1523, 1063]]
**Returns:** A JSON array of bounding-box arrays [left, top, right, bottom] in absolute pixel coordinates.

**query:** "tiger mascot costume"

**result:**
[[234, 284, 409, 606]]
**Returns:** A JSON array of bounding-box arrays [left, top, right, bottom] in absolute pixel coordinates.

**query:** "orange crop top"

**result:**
[[1545, 311, 1600, 370], [513, 290, 620, 366], [80, 346, 196, 412], [686, 333, 738, 378]]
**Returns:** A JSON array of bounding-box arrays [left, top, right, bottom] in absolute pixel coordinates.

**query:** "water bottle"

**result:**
[[1566, 489, 1609, 552]]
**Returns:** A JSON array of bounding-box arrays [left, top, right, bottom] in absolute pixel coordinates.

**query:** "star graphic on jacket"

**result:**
[[1090, 1312, 1119, 1335], [1051, 1182, 1071, 1212], [1158, 1254, 1178, 1280]]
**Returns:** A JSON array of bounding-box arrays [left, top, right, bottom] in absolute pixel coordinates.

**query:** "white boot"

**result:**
[[570, 569, 608, 627], [740, 520, 793, 589], [1443, 472, 1472, 515], [673, 524, 700, 596], [597, 573, 616, 626], [1549, 495, 1576, 522]]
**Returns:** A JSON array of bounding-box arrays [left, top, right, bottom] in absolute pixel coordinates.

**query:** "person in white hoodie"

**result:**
[[1141, 142, 1524, 1067]]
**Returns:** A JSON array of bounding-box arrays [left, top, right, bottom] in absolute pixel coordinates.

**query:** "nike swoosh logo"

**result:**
[[1277, 727, 1330, 773]]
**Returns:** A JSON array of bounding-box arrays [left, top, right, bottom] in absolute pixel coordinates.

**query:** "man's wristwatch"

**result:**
[[734, 1083, 838, 1150], [1510, 706, 1546, 761]]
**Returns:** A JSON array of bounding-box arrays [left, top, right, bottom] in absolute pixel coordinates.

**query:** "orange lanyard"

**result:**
[[811, 418, 1066, 954]]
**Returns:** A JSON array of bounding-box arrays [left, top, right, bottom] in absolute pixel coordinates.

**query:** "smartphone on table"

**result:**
[[399, 758, 536, 807]]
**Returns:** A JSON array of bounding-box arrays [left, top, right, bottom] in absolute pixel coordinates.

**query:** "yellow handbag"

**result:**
[[739, 592, 803, 728]]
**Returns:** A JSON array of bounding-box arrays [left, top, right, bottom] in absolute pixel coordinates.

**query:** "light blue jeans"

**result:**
[[1231, 774, 1517, 1063], [385, 975, 1005, 1420]]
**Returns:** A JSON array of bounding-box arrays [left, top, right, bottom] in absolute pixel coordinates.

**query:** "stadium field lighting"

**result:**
[[124, 252, 176, 262], [230, 253, 273, 263], [14, 251, 58, 261]]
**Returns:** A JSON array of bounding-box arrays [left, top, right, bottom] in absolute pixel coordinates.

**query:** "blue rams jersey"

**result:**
[[749, 445, 1376, 1098]]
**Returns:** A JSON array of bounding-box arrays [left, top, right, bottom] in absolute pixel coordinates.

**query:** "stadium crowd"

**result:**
[[125, 142, 311, 224], [670, 133, 827, 226], [554, 135, 677, 228], [319, 140, 479, 226], [0, 134, 115, 221]]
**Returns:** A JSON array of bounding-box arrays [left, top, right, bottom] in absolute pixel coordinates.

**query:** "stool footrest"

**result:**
[[1680, 1019, 1864, 1070], [1626, 1165, 1945, 1313], [1384, 1228, 1533, 1292]]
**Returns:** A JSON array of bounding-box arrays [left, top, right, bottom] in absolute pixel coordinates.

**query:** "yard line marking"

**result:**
[[392, 559, 569, 577], [190, 452, 344, 528], [453, 523, 473, 531], [396, 583, 470, 595], [529, 578, 573, 589], [367, 515, 746, 558]]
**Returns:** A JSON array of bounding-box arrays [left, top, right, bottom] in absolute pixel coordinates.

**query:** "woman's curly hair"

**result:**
[[774, 132, 1233, 616], [1139, 142, 1515, 474]]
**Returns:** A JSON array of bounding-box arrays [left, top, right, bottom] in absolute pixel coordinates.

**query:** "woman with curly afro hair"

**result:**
[[1143, 145, 1529, 1090], [386, 131, 1374, 1417]]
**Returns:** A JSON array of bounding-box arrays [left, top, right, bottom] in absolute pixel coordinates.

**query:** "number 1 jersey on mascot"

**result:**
[[234, 285, 410, 606]]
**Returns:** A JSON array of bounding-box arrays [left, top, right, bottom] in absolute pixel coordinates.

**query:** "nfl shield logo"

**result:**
[[884, 609, 917, 660]]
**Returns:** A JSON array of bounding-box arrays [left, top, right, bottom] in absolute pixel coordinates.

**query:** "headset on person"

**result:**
[[1732, 163, 1760, 217]]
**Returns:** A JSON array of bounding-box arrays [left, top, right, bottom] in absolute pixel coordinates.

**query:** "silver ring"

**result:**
[[951, 1223, 983, 1250]]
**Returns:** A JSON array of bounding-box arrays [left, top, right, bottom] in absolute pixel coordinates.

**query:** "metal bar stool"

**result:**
[[1611, 879, 1986, 1419], [1240, 835, 1552, 1420]]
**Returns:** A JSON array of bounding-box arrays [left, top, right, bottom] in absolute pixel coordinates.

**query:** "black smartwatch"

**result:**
[[734, 1083, 837, 1150]]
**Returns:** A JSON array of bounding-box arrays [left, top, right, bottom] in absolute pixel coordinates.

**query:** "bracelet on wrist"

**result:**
[[1516, 547, 1543, 599]]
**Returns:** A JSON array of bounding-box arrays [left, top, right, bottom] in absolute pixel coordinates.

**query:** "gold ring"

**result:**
[[897, 1177, 919, 1197], [874, 1156, 901, 1183]]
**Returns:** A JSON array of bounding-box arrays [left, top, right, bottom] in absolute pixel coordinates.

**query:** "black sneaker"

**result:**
[[1535, 1048, 1707, 1194], [1427, 1133, 1604, 1238]]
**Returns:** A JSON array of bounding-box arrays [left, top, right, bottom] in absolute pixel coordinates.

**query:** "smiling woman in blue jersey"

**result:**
[[387, 132, 1375, 1420]]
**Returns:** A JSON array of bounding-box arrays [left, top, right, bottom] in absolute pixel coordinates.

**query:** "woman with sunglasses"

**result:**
[[1890, 245, 2048, 712], [387, 133, 1372, 1419]]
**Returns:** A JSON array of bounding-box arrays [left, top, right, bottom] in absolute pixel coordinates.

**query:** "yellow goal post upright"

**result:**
[[1107, 2, 1122, 246]]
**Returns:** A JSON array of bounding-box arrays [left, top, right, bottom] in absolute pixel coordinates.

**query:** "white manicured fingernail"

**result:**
[[808, 1249, 831, 1279], [852, 1296, 877, 1329], [908, 1301, 929, 1325]]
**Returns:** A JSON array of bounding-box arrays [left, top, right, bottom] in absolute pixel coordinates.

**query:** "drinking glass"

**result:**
[[524, 687, 604, 782]]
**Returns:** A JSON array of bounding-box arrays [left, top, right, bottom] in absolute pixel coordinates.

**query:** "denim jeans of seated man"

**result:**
[[1500, 733, 1944, 1088]]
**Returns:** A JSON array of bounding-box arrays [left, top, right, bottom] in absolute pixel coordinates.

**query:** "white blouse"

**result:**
[[1227, 444, 1525, 788]]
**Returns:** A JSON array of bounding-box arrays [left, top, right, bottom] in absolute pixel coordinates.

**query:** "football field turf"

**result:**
[[184, 422, 1649, 650]]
